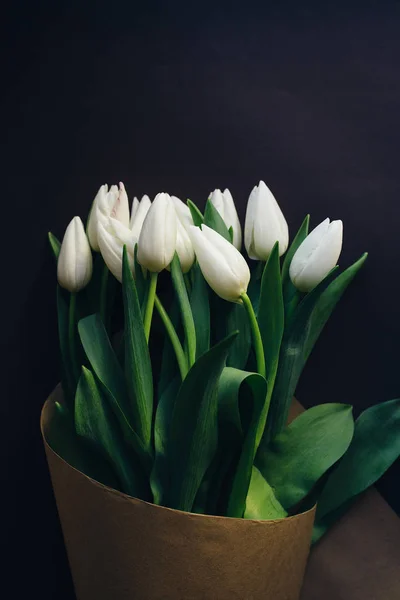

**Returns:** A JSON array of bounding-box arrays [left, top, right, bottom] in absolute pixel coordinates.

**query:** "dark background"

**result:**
[[2, 2, 400, 598]]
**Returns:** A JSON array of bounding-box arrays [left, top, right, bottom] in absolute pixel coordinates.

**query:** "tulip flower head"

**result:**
[[57, 216, 93, 292], [137, 192, 178, 272], [98, 217, 137, 283], [130, 194, 151, 238], [171, 195, 193, 231], [174, 218, 195, 273], [189, 225, 250, 302], [87, 182, 130, 252], [208, 188, 242, 250], [289, 218, 343, 292], [244, 180, 289, 260]]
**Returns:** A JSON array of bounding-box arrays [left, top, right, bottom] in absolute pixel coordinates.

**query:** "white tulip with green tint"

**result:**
[[208, 188, 242, 250], [87, 182, 130, 251], [171, 195, 193, 231], [130, 194, 151, 235], [98, 217, 136, 283], [290, 218, 343, 292], [57, 216, 93, 292], [189, 224, 250, 302], [138, 192, 177, 273], [244, 180, 289, 260]]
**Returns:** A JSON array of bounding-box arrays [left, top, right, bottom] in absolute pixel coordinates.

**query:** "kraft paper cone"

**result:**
[[42, 386, 315, 600]]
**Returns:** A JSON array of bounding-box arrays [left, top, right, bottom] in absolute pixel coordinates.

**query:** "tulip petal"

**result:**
[[189, 225, 250, 302], [58, 216, 93, 292], [137, 193, 177, 272]]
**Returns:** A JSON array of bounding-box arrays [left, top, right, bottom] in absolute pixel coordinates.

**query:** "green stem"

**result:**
[[99, 262, 109, 323], [143, 272, 158, 341], [240, 292, 266, 379], [68, 292, 79, 382], [155, 295, 188, 380]]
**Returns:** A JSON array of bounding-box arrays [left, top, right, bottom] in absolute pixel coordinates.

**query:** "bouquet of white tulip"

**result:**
[[47, 179, 400, 545]]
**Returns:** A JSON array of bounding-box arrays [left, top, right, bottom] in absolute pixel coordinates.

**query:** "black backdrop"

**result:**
[[2, 3, 400, 598]]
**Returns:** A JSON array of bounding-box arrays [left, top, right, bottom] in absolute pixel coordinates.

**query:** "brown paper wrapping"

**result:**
[[42, 386, 315, 600]]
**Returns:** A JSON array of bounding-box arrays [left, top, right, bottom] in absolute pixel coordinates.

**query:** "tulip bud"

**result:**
[[110, 182, 130, 228], [175, 218, 195, 273], [244, 180, 289, 260], [208, 188, 242, 250], [130, 194, 151, 239], [189, 225, 250, 302], [57, 217, 93, 292], [171, 195, 193, 230], [289, 218, 343, 292], [87, 182, 130, 252], [98, 217, 137, 283], [137, 192, 178, 272]]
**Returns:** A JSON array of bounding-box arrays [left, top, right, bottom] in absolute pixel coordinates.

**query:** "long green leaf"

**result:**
[[244, 467, 287, 520], [263, 267, 339, 443], [256, 403, 354, 511], [75, 367, 149, 498], [122, 247, 153, 450], [166, 332, 238, 511], [190, 262, 210, 359], [45, 399, 119, 489], [304, 253, 368, 361], [203, 200, 231, 241], [281, 215, 310, 311], [170, 253, 197, 367], [187, 199, 204, 226], [78, 313, 130, 416], [150, 376, 181, 504], [77, 313, 152, 471], [313, 398, 400, 542], [220, 368, 267, 517], [256, 242, 284, 443]]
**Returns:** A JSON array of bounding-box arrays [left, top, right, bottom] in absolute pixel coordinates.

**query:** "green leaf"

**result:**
[[78, 313, 130, 417], [45, 398, 119, 489], [122, 247, 154, 450], [264, 267, 339, 443], [244, 467, 287, 520], [75, 367, 149, 499], [187, 199, 204, 226], [134, 243, 148, 309], [170, 253, 197, 367], [190, 262, 210, 359], [150, 376, 181, 505], [203, 200, 231, 241], [256, 403, 354, 511], [313, 398, 400, 541], [166, 332, 238, 511], [304, 253, 368, 362], [281, 215, 310, 310], [56, 285, 75, 406], [220, 368, 267, 517], [48, 231, 61, 261], [256, 242, 284, 440]]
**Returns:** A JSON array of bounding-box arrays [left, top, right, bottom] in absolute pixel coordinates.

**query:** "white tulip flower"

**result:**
[[289, 218, 343, 292], [189, 225, 250, 302], [171, 195, 193, 230], [137, 192, 178, 272], [244, 180, 289, 260], [208, 188, 242, 250], [87, 182, 130, 252], [174, 218, 195, 273], [57, 216, 93, 292], [130, 194, 151, 238], [98, 217, 137, 283]]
